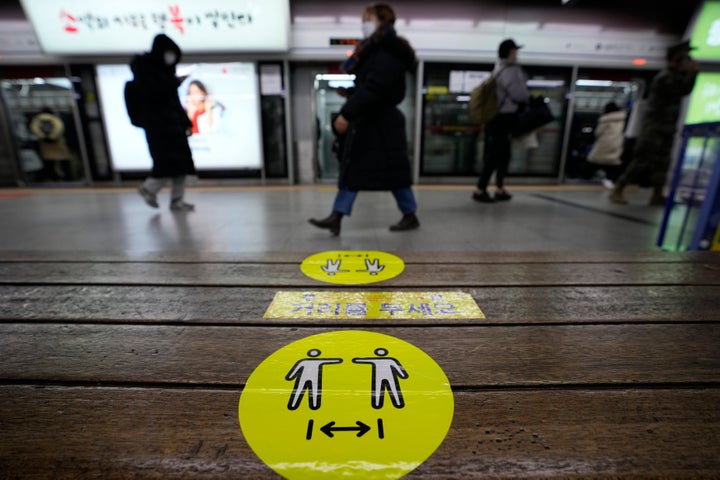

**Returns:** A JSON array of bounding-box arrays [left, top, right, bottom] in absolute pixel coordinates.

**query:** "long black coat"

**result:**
[[338, 33, 416, 191], [130, 34, 195, 178]]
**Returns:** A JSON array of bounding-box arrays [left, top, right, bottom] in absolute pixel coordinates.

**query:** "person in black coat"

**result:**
[[309, 3, 419, 236], [133, 34, 196, 211]]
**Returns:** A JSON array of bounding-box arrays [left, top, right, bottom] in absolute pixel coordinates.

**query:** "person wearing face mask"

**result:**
[[308, 3, 419, 235], [131, 33, 196, 212], [610, 40, 699, 206]]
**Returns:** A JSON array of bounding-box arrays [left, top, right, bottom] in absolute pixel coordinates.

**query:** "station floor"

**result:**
[[0, 183, 671, 253]]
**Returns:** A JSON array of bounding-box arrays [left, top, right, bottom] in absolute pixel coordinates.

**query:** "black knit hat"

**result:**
[[498, 38, 522, 59]]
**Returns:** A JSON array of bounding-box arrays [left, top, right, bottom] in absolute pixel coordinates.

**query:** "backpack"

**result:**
[[124, 80, 145, 127], [468, 68, 507, 125]]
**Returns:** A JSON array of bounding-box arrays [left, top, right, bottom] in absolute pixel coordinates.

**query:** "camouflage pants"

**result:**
[[617, 131, 674, 189]]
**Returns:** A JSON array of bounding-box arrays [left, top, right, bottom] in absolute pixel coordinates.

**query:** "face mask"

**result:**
[[163, 51, 177, 65], [361, 21, 376, 39]]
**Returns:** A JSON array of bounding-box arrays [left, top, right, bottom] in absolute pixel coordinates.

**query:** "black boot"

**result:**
[[308, 211, 343, 236], [389, 213, 420, 232]]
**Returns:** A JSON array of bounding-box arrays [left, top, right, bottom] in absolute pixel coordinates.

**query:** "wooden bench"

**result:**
[[0, 251, 719, 478]]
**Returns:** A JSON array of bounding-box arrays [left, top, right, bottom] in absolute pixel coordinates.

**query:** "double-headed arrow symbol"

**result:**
[[320, 421, 371, 438]]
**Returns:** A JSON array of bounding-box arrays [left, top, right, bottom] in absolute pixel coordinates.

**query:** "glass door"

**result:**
[[314, 74, 355, 180], [420, 62, 571, 178], [1, 75, 89, 185], [510, 66, 571, 177], [313, 72, 416, 181], [565, 68, 655, 180], [420, 62, 492, 176]]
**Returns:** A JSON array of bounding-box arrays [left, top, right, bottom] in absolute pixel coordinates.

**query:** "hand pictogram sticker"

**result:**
[[239, 330, 454, 479], [301, 251, 405, 285]]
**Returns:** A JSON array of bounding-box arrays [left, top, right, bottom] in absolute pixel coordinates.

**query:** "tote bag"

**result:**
[[512, 96, 554, 137]]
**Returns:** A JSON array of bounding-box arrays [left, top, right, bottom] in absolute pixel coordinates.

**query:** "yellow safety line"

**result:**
[[0, 184, 606, 195]]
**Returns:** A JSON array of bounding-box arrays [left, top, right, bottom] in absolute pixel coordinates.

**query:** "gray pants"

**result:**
[[142, 176, 185, 202]]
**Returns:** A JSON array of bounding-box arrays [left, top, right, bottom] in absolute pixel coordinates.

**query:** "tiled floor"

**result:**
[[0, 184, 670, 253]]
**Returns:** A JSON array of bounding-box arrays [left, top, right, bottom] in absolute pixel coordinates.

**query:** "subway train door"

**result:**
[[313, 74, 355, 180], [313, 72, 416, 181], [565, 69, 655, 180], [1, 72, 90, 186], [419, 63, 570, 179]]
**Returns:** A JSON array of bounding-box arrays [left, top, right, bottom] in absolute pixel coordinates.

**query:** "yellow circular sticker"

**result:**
[[239, 330, 454, 479], [300, 251, 405, 285]]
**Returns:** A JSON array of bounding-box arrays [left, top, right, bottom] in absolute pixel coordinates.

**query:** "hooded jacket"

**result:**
[[587, 109, 627, 166], [29, 112, 72, 161], [130, 34, 195, 177]]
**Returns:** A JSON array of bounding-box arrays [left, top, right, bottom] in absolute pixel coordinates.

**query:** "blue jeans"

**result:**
[[332, 187, 417, 216]]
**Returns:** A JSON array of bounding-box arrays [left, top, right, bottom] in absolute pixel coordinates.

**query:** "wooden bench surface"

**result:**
[[1, 260, 719, 286], [0, 252, 719, 478]]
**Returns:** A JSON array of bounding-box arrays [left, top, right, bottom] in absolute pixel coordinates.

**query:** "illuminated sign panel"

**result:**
[[329, 38, 361, 46], [96, 62, 264, 171], [685, 72, 720, 124], [19, 0, 289, 54], [690, 1, 720, 61]]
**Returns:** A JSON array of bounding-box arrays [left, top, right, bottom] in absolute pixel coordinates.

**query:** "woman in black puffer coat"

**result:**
[[132, 34, 196, 211], [309, 3, 419, 236]]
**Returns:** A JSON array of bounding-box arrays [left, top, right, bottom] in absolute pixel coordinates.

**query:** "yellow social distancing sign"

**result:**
[[264, 291, 484, 320], [239, 330, 454, 479], [300, 251, 404, 285]]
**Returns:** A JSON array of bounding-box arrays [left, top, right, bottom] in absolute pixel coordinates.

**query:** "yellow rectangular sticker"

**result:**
[[264, 291, 484, 319]]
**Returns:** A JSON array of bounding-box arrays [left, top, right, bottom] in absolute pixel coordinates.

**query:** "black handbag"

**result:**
[[512, 96, 554, 137]]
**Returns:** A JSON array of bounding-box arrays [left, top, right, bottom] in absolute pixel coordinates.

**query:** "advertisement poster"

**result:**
[[20, 0, 290, 54], [96, 62, 263, 171]]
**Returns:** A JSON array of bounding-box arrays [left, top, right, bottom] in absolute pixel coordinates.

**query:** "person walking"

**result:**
[[132, 33, 196, 212], [308, 3, 419, 236], [609, 40, 698, 206], [472, 38, 530, 203], [585, 101, 627, 188]]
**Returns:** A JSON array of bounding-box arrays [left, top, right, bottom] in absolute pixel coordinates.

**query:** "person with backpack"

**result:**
[[130, 34, 196, 212], [472, 38, 529, 203]]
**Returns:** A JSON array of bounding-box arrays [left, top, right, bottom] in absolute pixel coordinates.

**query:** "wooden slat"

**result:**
[[1, 285, 718, 325], [1, 324, 718, 387], [0, 250, 718, 264], [1, 261, 719, 286], [0, 386, 718, 478]]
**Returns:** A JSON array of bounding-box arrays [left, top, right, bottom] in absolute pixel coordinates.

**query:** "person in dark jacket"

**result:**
[[610, 40, 698, 206], [133, 34, 196, 212], [308, 3, 419, 236], [472, 38, 530, 203]]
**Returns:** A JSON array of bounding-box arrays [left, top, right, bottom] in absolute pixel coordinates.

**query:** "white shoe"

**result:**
[[601, 178, 615, 190], [170, 200, 195, 212]]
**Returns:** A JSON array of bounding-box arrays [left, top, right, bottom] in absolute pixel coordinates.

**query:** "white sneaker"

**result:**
[[170, 199, 195, 212], [601, 178, 615, 189], [138, 186, 159, 208]]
